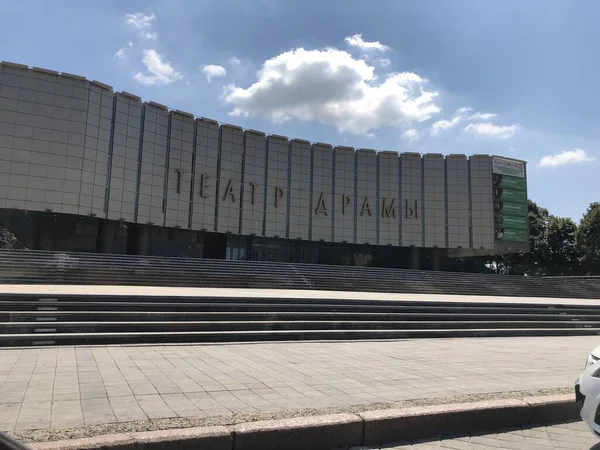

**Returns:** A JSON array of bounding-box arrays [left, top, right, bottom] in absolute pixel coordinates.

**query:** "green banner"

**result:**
[[501, 202, 527, 215], [499, 176, 526, 191], [500, 216, 528, 229], [499, 228, 528, 243], [501, 189, 527, 203]]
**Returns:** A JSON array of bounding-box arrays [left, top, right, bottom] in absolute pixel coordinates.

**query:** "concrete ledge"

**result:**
[[525, 394, 580, 425], [232, 413, 362, 450], [23, 396, 582, 450], [360, 399, 529, 445], [28, 426, 231, 450], [29, 433, 135, 449]]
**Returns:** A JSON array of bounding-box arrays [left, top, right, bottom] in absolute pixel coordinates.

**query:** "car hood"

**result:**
[[591, 344, 600, 359]]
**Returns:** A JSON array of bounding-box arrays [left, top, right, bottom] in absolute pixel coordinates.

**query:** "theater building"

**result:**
[[0, 62, 529, 269]]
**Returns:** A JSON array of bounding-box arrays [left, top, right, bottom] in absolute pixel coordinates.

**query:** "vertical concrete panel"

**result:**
[[0, 63, 28, 211], [400, 153, 423, 247], [356, 149, 377, 245], [108, 92, 140, 221], [241, 130, 266, 236], [447, 155, 470, 248], [265, 135, 288, 238], [217, 124, 243, 234], [75, 78, 109, 217], [470, 155, 494, 249], [423, 154, 446, 247], [55, 70, 90, 215], [0, 63, 6, 209], [137, 102, 168, 225], [165, 111, 194, 228], [333, 146, 355, 243], [89, 82, 114, 218], [378, 151, 399, 246], [289, 139, 311, 239], [0, 65, 103, 216], [311, 143, 333, 241], [191, 118, 218, 231]]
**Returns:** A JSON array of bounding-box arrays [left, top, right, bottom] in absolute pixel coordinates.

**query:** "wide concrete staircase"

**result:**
[[1, 250, 600, 346], [2, 250, 600, 298], [2, 294, 600, 346]]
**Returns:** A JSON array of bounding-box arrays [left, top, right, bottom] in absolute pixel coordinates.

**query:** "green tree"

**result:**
[[576, 202, 600, 275], [0, 225, 22, 250], [546, 216, 579, 275], [503, 200, 550, 275]]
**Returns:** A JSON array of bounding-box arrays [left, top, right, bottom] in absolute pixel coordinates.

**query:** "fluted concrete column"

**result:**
[[97, 220, 118, 254], [411, 247, 420, 270], [432, 248, 442, 271]]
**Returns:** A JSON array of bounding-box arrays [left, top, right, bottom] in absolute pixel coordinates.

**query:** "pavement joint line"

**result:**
[[18, 394, 581, 450]]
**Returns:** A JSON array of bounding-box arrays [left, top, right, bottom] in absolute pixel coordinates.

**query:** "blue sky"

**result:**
[[1, 0, 598, 221]]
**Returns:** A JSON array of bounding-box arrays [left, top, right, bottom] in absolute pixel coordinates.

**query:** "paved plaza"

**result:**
[[353, 421, 598, 449], [0, 335, 596, 435]]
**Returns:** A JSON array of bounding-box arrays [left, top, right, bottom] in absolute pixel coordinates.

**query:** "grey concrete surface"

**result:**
[[3, 283, 600, 306], [0, 336, 595, 433], [353, 421, 598, 449]]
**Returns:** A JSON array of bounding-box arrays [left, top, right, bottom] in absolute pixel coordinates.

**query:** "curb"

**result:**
[[25, 394, 579, 450]]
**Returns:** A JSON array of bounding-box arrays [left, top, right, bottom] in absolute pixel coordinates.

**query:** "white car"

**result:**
[[576, 344, 600, 437]]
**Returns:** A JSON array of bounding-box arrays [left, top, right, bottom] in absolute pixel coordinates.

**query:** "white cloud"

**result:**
[[430, 106, 472, 135], [125, 12, 155, 29], [344, 34, 389, 52], [404, 128, 419, 143], [539, 149, 595, 167], [114, 41, 133, 60], [134, 49, 183, 86], [404, 128, 418, 138], [229, 56, 241, 66], [202, 64, 227, 83], [144, 32, 158, 40], [464, 122, 518, 139], [455, 106, 473, 115], [222, 47, 439, 135], [431, 117, 461, 135], [469, 112, 497, 121]]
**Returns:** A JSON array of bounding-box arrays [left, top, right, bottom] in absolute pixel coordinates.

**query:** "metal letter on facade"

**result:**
[[250, 183, 258, 205], [223, 179, 236, 202], [405, 199, 419, 219], [360, 197, 372, 216], [315, 192, 328, 216], [275, 186, 285, 207], [342, 195, 351, 214], [199, 174, 210, 198], [381, 198, 396, 218]]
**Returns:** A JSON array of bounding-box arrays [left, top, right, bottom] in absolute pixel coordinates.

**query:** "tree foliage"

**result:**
[[0, 226, 23, 250], [576, 202, 600, 275], [455, 199, 597, 276]]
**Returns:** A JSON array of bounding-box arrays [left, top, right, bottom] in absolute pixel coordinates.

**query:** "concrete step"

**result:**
[[0, 307, 600, 323], [3, 310, 600, 322], [1, 299, 598, 314], [2, 327, 600, 346], [4, 320, 600, 334], [3, 250, 600, 299]]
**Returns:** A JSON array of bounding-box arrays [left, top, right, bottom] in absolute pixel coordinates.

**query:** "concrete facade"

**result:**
[[0, 62, 528, 256]]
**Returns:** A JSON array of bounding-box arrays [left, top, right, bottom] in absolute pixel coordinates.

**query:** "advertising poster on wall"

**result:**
[[492, 157, 528, 244]]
